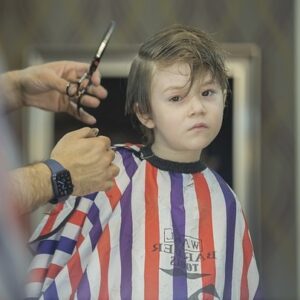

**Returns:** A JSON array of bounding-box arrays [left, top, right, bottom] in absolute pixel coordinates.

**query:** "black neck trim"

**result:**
[[140, 146, 206, 174]]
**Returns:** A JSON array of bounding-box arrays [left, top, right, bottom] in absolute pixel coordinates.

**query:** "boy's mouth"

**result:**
[[189, 122, 208, 130]]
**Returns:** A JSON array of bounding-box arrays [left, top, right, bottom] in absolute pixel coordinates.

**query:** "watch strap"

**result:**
[[44, 159, 66, 174]]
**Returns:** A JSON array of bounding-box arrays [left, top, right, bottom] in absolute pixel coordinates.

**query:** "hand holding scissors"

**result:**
[[66, 21, 116, 115]]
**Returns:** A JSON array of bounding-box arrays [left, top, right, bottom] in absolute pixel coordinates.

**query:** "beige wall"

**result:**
[[0, 0, 296, 298]]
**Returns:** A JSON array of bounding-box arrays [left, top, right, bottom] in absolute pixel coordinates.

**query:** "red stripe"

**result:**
[[105, 179, 121, 209], [193, 173, 216, 300], [98, 227, 111, 300], [77, 233, 85, 249], [29, 268, 47, 282], [67, 251, 83, 298], [240, 221, 252, 300], [68, 210, 86, 227], [144, 163, 159, 300], [46, 263, 62, 279], [40, 203, 64, 235]]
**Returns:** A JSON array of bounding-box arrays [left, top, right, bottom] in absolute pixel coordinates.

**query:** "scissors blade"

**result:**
[[96, 20, 116, 59], [86, 20, 115, 77]]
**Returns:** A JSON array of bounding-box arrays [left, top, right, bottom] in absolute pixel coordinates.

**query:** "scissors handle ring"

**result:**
[[66, 81, 81, 97]]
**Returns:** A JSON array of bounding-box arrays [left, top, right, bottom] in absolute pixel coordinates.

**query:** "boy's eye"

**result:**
[[202, 89, 215, 97], [169, 95, 182, 102]]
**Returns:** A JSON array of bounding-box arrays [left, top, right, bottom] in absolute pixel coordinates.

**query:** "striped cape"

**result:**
[[26, 144, 259, 299]]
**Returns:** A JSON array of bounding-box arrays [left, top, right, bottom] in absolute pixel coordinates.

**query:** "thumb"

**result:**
[[65, 127, 99, 140]]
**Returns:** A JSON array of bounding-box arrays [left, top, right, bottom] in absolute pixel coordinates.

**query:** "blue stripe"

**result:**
[[77, 271, 91, 299], [85, 192, 98, 201], [170, 173, 187, 300], [89, 217, 102, 249], [118, 149, 138, 300], [56, 236, 77, 254], [44, 281, 59, 299], [87, 203, 103, 249], [37, 240, 58, 255], [213, 172, 236, 299], [87, 202, 101, 225]]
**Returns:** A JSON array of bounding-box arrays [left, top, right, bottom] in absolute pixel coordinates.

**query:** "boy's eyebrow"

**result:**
[[162, 82, 190, 93], [200, 77, 218, 86], [163, 78, 218, 93]]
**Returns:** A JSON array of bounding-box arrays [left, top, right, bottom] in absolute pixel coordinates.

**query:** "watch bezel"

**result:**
[[52, 169, 74, 198]]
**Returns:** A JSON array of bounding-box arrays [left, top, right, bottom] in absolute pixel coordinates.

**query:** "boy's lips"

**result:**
[[189, 122, 209, 130]]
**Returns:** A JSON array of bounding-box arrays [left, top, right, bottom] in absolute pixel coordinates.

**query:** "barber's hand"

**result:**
[[17, 61, 107, 124], [50, 127, 119, 194]]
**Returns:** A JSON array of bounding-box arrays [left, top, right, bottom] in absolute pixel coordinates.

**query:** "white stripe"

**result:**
[[77, 196, 94, 213], [107, 204, 122, 300], [131, 161, 146, 299], [61, 222, 82, 241], [182, 174, 202, 298], [204, 169, 228, 298], [113, 152, 130, 193], [248, 256, 259, 299], [55, 269, 72, 300], [231, 201, 244, 299], [77, 231, 94, 272], [51, 249, 71, 268], [94, 193, 113, 228], [29, 253, 54, 270], [85, 249, 101, 299], [80, 214, 93, 244], [156, 170, 174, 299], [25, 282, 43, 298], [29, 215, 49, 242]]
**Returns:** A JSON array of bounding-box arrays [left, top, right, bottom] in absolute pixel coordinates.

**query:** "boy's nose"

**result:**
[[188, 96, 206, 116]]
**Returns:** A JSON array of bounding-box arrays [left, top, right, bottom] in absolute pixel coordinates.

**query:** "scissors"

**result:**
[[66, 20, 116, 114]]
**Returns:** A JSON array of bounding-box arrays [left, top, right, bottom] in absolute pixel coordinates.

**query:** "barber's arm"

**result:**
[[2, 61, 120, 212], [10, 127, 119, 213]]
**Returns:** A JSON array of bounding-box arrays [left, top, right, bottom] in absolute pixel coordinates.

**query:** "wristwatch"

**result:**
[[43, 159, 74, 204]]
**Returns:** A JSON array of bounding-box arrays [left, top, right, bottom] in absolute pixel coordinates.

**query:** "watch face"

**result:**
[[54, 170, 74, 197]]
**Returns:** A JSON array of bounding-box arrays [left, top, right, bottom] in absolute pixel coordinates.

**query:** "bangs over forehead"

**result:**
[[139, 24, 228, 89]]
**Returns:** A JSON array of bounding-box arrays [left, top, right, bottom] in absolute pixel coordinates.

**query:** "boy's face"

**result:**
[[137, 63, 225, 162]]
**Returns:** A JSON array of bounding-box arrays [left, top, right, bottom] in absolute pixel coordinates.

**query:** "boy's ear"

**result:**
[[223, 89, 227, 106], [135, 104, 155, 129]]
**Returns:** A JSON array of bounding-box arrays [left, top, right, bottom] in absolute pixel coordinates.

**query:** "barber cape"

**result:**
[[26, 144, 260, 299]]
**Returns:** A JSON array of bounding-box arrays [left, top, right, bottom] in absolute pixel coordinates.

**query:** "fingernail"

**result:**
[[91, 128, 99, 136]]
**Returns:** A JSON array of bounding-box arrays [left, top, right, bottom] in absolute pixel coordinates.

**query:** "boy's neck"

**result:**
[[151, 143, 202, 163]]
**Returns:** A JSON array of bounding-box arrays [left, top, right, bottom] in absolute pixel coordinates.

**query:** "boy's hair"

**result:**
[[125, 24, 228, 145]]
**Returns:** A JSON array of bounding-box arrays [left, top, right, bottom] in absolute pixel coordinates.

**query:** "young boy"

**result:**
[[26, 25, 259, 299]]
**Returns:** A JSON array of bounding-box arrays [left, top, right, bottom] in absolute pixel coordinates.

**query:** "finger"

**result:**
[[100, 180, 115, 192], [69, 126, 100, 139], [91, 71, 101, 86], [69, 61, 89, 78], [67, 102, 97, 125], [97, 135, 112, 149], [109, 164, 120, 177], [85, 127, 99, 137], [86, 84, 108, 99], [79, 94, 101, 108], [63, 127, 91, 139]]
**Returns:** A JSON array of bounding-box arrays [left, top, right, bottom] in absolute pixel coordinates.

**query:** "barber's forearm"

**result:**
[[9, 163, 54, 213], [0, 70, 23, 113]]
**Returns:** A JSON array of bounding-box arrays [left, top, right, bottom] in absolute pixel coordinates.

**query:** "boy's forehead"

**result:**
[[154, 62, 191, 76], [152, 62, 215, 85]]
